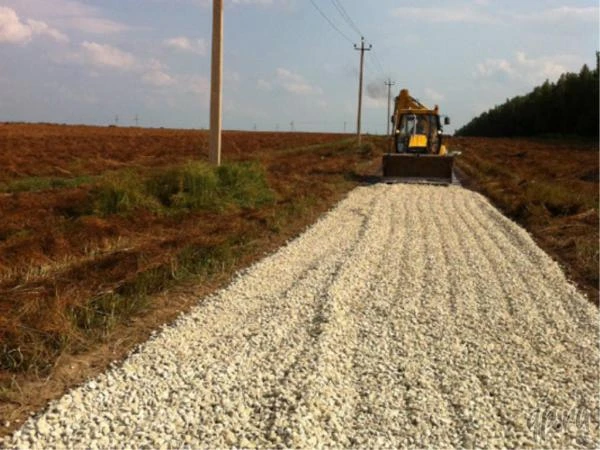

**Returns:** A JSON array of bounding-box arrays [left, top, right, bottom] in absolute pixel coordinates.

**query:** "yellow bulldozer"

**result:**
[[383, 89, 455, 184]]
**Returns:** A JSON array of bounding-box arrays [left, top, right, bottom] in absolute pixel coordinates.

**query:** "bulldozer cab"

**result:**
[[383, 88, 454, 184], [395, 113, 440, 155]]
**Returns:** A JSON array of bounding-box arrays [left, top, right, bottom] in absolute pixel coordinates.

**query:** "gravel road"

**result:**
[[5, 183, 599, 449]]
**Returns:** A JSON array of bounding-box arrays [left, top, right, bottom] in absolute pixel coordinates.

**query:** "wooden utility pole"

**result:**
[[384, 79, 395, 136], [209, 0, 223, 166], [354, 37, 371, 145]]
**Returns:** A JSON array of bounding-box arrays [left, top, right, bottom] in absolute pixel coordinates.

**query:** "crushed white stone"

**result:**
[[5, 184, 599, 449]]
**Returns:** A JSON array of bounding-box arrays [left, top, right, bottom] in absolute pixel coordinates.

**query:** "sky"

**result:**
[[0, 0, 598, 134]]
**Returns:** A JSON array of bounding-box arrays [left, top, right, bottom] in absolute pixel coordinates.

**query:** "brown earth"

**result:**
[[0, 123, 348, 181], [451, 136, 599, 305], [1, 125, 597, 436], [0, 123, 382, 435]]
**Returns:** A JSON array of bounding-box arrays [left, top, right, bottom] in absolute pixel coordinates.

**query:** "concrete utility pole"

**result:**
[[384, 79, 395, 136], [354, 37, 372, 145], [209, 0, 223, 166]]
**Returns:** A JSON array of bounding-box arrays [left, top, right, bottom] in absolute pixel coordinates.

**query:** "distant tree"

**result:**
[[456, 60, 599, 138]]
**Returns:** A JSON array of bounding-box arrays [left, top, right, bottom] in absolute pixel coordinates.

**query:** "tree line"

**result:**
[[456, 58, 599, 138]]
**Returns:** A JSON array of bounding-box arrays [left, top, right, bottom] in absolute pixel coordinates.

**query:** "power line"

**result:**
[[330, 0, 362, 37], [363, 58, 377, 78], [364, 53, 384, 78], [370, 49, 387, 76], [308, 0, 353, 44], [329, 0, 388, 79], [308, 1, 387, 81]]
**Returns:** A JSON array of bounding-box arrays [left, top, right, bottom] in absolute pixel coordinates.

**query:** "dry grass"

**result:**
[[0, 124, 383, 435], [452, 136, 599, 304]]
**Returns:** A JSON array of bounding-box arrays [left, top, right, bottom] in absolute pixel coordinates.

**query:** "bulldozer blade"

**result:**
[[382, 153, 454, 185]]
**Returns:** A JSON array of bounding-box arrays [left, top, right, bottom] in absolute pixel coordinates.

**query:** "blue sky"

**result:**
[[0, 0, 598, 133]]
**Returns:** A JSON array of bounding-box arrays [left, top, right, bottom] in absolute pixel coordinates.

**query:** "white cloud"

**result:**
[[364, 96, 387, 109], [391, 6, 495, 24], [514, 51, 570, 82], [230, 0, 295, 7], [141, 59, 208, 96], [26, 19, 69, 42], [0, 7, 68, 44], [517, 6, 599, 24], [164, 37, 207, 55], [231, 0, 275, 4], [81, 41, 137, 70], [475, 51, 577, 84], [257, 79, 272, 91], [149, 0, 293, 6], [275, 68, 322, 95], [424, 88, 445, 102], [68, 17, 130, 34], [2, 0, 130, 34], [476, 58, 515, 78], [142, 70, 175, 87], [391, 4, 598, 28], [185, 75, 210, 96]]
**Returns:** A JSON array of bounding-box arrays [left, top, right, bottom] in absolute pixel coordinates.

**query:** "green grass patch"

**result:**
[[92, 170, 162, 215], [0, 175, 94, 193], [525, 182, 594, 216], [90, 161, 274, 217], [68, 244, 237, 341], [215, 163, 274, 208]]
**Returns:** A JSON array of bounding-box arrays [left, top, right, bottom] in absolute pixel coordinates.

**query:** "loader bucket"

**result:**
[[382, 153, 454, 185]]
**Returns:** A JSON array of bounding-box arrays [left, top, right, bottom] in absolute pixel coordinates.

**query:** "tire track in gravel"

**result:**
[[291, 186, 397, 448], [348, 185, 417, 446], [435, 187, 541, 447], [469, 194, 596, 337], [399, 186, 465, 448], [425, 187, 507, 448], [451, 191, 543, 335], [458, 191, 598, 381], [254, 192, 388, 448], [5, 183, 599, 449], [242, 191, 385, 447], [450, 188, 599, 448], [460, 192, 567, 330]]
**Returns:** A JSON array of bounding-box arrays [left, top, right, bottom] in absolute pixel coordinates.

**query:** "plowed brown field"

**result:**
[[0, 125, 349, 288], [0, 123, 381, 434], [0, 125, 597, 437]]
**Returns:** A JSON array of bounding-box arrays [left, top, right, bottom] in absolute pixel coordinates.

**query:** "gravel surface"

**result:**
[[5, 183, 599, 449]]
